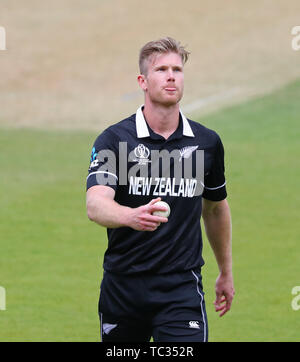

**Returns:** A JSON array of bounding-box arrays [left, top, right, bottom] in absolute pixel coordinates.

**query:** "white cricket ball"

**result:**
[[152, 201, 171, 218]]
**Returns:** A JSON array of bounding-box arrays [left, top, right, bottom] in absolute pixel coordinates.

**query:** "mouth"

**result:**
[[164, 87, 177, 92]]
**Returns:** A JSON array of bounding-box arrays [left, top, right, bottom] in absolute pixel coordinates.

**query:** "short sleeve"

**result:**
[[86, 129, 119, 191], [202, 135, 227, 201]]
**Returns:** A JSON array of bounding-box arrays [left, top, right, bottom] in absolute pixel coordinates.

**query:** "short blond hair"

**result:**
[[139, 37, 190, 75]]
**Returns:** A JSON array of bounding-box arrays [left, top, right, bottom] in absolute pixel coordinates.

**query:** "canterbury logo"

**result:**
[[189, 321, 200, 329], [179, 146, 198, 161]]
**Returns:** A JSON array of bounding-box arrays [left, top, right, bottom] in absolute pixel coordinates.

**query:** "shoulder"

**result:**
[[93, 114, 136, 146], [187, 118, 222, 146], [107, 114, 136, 135]]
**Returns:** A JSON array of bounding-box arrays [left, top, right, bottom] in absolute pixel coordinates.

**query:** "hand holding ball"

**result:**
[[152, 201, 170, 218]]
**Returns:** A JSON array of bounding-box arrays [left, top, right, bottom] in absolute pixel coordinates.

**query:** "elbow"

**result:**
[[202, 199, 229, 218], [87, 209, 94, 222], [87, 208, 95, 222], [86, 201, 96, 222]]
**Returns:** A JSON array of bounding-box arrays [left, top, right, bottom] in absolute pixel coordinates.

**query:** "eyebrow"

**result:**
[[154, 64, 183, 70]]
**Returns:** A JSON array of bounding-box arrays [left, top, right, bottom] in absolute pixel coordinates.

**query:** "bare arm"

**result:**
[[86, 185, 168, 231], [202, 198, 235, 316]]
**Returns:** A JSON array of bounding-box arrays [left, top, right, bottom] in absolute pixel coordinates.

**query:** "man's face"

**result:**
[[139, 52, 184, 107]]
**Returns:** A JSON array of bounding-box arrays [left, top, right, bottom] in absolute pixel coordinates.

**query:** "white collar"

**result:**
[[135, 106, 194, 138]]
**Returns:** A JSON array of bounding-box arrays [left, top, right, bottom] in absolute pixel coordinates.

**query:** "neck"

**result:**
[[143, 101, 180, 139]]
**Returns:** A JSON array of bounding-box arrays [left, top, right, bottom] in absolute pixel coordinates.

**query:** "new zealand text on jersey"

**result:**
[[128, 176, 203, 198]]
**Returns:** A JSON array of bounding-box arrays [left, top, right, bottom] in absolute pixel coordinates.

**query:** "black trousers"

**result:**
[[98, 269, 208, 342]]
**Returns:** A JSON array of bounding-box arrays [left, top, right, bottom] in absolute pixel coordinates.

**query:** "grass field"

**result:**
[[0, 79, 299, 341], [2, 0, 300, 130]]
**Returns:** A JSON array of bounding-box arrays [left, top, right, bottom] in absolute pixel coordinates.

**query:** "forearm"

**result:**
[[87, 194, 131, 228], [87, 187, 168, 231], [202, 199, 232, 275]]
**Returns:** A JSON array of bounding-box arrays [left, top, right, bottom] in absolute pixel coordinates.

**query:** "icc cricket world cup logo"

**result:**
[[133, 144, 151, 165]]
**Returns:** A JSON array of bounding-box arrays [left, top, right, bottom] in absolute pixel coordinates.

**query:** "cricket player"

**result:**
[[86, 37, 234, 342]]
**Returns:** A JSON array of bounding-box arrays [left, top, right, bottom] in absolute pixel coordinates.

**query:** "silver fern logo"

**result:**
[[179, 145, 198, 161], [103, 323, 118, 335]]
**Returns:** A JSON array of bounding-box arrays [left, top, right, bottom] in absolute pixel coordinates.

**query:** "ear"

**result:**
[[137, 74, 147, 91]]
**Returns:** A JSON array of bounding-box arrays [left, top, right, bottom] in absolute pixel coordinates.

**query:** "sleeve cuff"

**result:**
[[202, 182, 227, 201], [86, 171, 118, 191]]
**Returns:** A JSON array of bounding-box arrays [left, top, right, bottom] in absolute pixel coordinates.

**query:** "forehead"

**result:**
[[149, 52, 183, 68]]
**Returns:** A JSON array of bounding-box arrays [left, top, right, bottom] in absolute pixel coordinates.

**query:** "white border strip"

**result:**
[[100, 312, 103, 342], [87, 171, 118, 181], [191, 270, 207, 342], [200, 181, 226, 190], [204, 181, 226, 190]]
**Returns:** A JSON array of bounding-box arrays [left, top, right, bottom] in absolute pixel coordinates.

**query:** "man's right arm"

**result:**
[[86, 185, 168, 231]]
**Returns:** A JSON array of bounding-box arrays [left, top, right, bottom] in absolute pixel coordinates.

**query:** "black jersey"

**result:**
[[87, 107, 227, 274]]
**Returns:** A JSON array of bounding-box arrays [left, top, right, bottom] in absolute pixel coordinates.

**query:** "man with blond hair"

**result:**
[[86, 37, 234, 342]]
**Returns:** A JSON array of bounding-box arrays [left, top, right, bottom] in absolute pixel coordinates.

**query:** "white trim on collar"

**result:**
[[135, 106, 195, 138], [136, 106, 150, 138], [180, 110, 195, 137]]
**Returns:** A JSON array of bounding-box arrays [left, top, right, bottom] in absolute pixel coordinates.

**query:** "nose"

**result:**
[[167, 69, 175, 81]]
